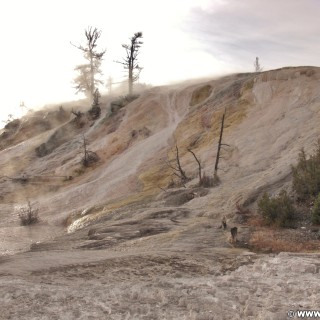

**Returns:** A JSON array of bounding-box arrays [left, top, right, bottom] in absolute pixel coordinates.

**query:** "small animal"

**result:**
[[222, 216, 227, 230], [230, 227, 238, 243]]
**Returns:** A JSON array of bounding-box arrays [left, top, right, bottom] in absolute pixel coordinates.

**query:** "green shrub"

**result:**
[[292, 141, 320, 201], [258, 190, 295, 227], [312, 193, 320, 225]]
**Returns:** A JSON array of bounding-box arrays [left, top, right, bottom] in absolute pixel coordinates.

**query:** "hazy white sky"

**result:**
[[0, 0, 319, 123]]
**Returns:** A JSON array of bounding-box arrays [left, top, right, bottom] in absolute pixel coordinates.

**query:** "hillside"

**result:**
[[0, 67, 320, 319]]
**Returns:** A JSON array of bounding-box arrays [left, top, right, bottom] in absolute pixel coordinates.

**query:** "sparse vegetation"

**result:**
[[249, 229, 320, 253], [312, 193, 320, 225], [163, 142, 219, 189], [258, 190, 295, 227], [253, 139, 320, 230], [81, 135, 99, 167], [165, 144, 189, 185], [18, 200, 39, 226], [110, 94, 139, 113], [292, 141, 320, 201]]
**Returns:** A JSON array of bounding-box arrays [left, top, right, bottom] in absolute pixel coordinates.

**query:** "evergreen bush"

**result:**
[[292, 141, 320, 201], [258, 190, 295, 227]]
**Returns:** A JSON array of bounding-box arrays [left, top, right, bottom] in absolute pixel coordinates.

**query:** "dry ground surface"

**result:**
[[0, 67, 320, 319], [0, 230, 319, 319]]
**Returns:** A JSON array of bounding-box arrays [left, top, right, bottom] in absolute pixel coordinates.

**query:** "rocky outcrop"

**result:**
[[0, 107, 70, 151]]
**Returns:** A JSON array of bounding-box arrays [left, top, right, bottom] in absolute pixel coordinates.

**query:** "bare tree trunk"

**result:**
[[165, 144, 188, 185], [214, 110, 226, 175], [188, 148, 202, 184], [89, 52, 95, 100], [128, 45, 134, 95], [129, 67, 133, 95], [175, 145, 188, 182], [83, 135, 88, 165]]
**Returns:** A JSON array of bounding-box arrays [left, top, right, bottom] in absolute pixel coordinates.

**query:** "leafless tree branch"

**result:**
[[187, 148, 202, 183]]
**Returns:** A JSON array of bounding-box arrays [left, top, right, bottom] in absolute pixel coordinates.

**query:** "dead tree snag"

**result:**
[[214, 109, 230, 179]]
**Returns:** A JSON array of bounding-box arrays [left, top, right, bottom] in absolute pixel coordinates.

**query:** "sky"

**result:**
[[0, 0, 319, 123]]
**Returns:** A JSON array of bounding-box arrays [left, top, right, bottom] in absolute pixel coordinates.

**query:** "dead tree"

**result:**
[[187, 148, 202, 184], [254, 57, 262, 73], [81, 135, 99, 167], [82, 135, 89, 165], [117, 32, 143, 95], [165, 144, 188, 186], [71, 27, 106, 101], [214, 109, 230, 178]]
